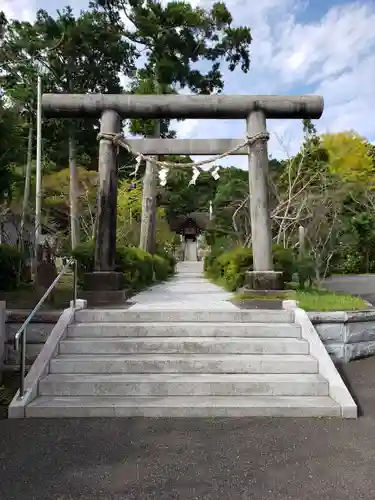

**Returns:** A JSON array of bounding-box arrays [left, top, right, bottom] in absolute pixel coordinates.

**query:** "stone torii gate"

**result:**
[[42, 94, 324, 304]]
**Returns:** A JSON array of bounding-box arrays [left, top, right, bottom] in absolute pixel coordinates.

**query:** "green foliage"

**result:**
[[0, 99, 25, 204], [214, 247, 254, 291], [322, 131, 375, 185], [117, 246, 154, 290], [154, 246, 176, 275], [0, 244, 23, 290], [152, 254, 170, 282], [72, 241, 173, 292], [205, 245, 305, 292], [95, 0, 251, 91], [71, 241, 95, 280], [160, 167, 217, 220], [94, 0, 252, 138], [272, 244, 296, 283], [0, 7, 134, 169]]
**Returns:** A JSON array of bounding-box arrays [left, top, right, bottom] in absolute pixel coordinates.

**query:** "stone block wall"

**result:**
[[308, 310, 375, 363], [4, 310, 60, 370]]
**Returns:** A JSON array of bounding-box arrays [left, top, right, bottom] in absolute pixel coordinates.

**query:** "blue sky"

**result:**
[[3, 0, 375, 168]]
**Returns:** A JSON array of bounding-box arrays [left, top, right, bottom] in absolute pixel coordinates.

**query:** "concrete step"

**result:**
[[39, 373, 328, 397], [59, 337, 309, 355], [26, 395, 340, 418], [74, 309, 294, 324], [67, 322, 301, 338], [50, 354, 317, 374]]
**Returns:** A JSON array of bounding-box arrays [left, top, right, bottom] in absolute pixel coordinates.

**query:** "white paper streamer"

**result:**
[[211, 166, 220, 180], [188, 166, 200, 186], [158, 166, 169, 187]]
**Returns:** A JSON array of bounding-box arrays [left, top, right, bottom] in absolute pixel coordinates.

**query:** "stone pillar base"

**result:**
[[244, 271, 284, 291], [82, 272, 129, 307]]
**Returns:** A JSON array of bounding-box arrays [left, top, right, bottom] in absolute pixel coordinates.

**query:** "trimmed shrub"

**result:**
[[72, 241, 173, 292], [72, 241, 95, 281], [155, 249, 176, 275], [116, 247, 154, 291], [153, 255, 170, 281], [205, 245, 299, 292], [272, 244, 296, 282], [0, 244, 24, 291]]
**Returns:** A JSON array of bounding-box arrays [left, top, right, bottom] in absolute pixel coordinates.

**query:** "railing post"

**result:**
[[19, 327, 26, 399], [72, 259, 78, 308]]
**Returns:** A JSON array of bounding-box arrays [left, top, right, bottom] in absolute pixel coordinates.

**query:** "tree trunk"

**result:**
[[19, 121, 33, 254], [68, 126, 80, 250]]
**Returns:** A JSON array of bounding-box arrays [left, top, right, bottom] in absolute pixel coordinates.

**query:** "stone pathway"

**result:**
[[129, 261, 237, 310]]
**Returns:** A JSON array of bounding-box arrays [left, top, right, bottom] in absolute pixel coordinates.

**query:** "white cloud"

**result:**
[[172, 0, 375, 162], [1, 0, 35, 22]]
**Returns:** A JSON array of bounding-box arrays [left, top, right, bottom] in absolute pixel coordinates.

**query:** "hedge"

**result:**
[[204, 244, 305, 292], [72, 241, 175, 292], [0, 244, 24, 291]]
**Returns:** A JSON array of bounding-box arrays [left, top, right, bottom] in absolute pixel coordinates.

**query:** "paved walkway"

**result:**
[[129, 261, 237, 310]]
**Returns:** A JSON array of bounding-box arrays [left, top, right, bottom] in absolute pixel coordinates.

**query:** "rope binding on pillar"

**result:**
[[97, 131, 270, 187]]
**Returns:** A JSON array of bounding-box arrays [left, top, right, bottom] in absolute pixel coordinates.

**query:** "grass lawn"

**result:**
[[0, 274, 74, 310], [233, 288, 369, 312]]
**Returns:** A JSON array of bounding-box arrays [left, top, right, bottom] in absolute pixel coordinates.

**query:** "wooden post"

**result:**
[[95, 109, 121, 271], [298, 225, 305, 260]]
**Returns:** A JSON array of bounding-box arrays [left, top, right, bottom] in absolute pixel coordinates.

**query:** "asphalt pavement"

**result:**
[[324, 274, 375, 305], [0, 357, 375, 500]]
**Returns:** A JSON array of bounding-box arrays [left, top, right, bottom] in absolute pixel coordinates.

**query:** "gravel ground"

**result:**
[[0, 357, 374, 500]]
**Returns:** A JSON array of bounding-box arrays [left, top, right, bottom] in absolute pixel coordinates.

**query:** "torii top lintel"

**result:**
[[41, 94, 324, 120]]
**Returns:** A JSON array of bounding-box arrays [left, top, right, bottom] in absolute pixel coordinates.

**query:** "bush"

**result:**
[[0, 244, 24, 290], [116, 247, 154, 291], [153, 255, 170, 281], [205, 245, 300, 292], [72, 241, 173, 292], [155, 248, 176, 275], [72, 241, 95, 281], [272, 244, 296, 282]]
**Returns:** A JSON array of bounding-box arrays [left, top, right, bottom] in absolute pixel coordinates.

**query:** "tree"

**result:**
[[0, 8, 136, 249], [322, 131, 375, 185], [94, 0, 251, 93], [117, 178, 179, 250], [159, 163, 218, 219], [93, 0, 252, 252], [42, 166, 98, 250], [0, 98, 25, 205]]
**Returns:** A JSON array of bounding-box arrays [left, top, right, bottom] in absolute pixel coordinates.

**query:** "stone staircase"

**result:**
[[25, 308, 342, 417]]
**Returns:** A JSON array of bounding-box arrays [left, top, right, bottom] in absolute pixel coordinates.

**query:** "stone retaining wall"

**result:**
[[309, 310, 375, 363], [4, 310, 60, 369]]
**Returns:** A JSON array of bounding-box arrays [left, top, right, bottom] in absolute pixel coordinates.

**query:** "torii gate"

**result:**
[[42, 94, 323, 304]]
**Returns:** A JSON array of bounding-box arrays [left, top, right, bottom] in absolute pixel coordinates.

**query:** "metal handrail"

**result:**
[[14, 257, 78, 399]]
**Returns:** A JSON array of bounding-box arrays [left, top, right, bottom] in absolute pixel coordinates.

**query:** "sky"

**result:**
[[2, 0, 375, 169]]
